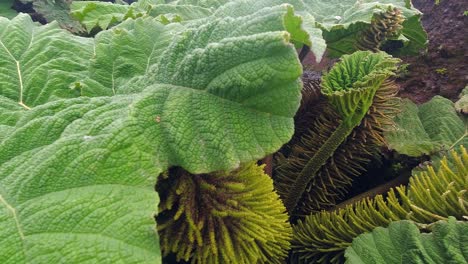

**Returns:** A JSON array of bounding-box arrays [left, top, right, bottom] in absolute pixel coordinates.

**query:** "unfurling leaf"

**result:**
[[275, 51, 400, 216]]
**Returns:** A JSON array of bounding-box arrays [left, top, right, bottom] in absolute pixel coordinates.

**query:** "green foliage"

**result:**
[[71, 0, 209, 32], [345, 217, 468, 264], [19, 0, 86, 33], [385, 96, 468, 157], [71, 0, 428, 63], [157, 163, 292, 264], [304, 0, 427, 57], [355, 7, 404, 52], [71, 1, 137, 32], [274, 51, 400, 216], [0, 0, 17, 19], [0, 3, 306, 261], [290, 146, 467, 264], [71, 0, 328, 61], [0, 15, 93, 106], [0, 1, 433, 263]]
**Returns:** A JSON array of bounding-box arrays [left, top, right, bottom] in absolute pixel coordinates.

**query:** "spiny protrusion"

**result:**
[[157, 163, 292, 264], [275, 79, 400, 217], [356, 7, 405, 52]]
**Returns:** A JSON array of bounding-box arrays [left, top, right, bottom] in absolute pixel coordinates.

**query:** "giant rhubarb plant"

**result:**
[[0, 2, 307, 261], [71, 0, 427, 61], [275, 51, 400, 216]]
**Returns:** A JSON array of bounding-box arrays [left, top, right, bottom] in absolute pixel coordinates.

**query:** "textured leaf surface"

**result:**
[[72, 0, 328, 61], [385, 96, 468, 157], [71, 1, 134, 32], [0, 5, 303, 262], [212, 0, 326, 62], [0, 15, 93, 107], [303, 0, 427, 57], [71, 0, 213, 32], [345, 217, 468, 264], [78, 18, 184, 96]]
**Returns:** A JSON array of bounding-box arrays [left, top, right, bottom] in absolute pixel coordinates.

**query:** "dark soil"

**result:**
[[398, 0, 468, 103]]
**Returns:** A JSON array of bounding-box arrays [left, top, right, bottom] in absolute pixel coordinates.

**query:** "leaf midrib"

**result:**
[[0, 192, 26, 263], [0, 38, 30, 110]]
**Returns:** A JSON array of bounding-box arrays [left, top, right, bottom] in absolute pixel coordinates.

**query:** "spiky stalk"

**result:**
[[356, 7, 405, 52], [290, 146, 468, 264], [275, 51, 400, 216], [156, 163, 292, 264]]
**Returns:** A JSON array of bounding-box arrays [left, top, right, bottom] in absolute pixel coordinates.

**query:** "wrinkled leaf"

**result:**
[[345, 217, 468, 264], [0, 15, 93, 106], [71, 0, 213, 32], [71, 1, 135, 33], [211, 0, 326, 61], [385, 96, 468, 157], [72, 0, 328, 61], [0, 3, 304, 262]]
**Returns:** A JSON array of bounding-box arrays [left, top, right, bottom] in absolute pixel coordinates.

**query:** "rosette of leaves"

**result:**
[[156, 163, 292, 264], [345, 217, 468, 264], [290, 146, 467, 264], [0, 2, 306, 261], [274, 51, 400, 216]]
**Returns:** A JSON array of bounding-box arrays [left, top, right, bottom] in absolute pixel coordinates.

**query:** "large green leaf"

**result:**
[[303, 0, 427, 57], [76, 18, 184, 96], [0, 15, 93, 107], [0, 4, 303, 262], [71, 0, 212, 32], [345, 217, 468, 264], [71, 1, 138, 33], [211, 0, 326, 62], [385, 96, 468, 157], [72, 0, 328, 61]]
